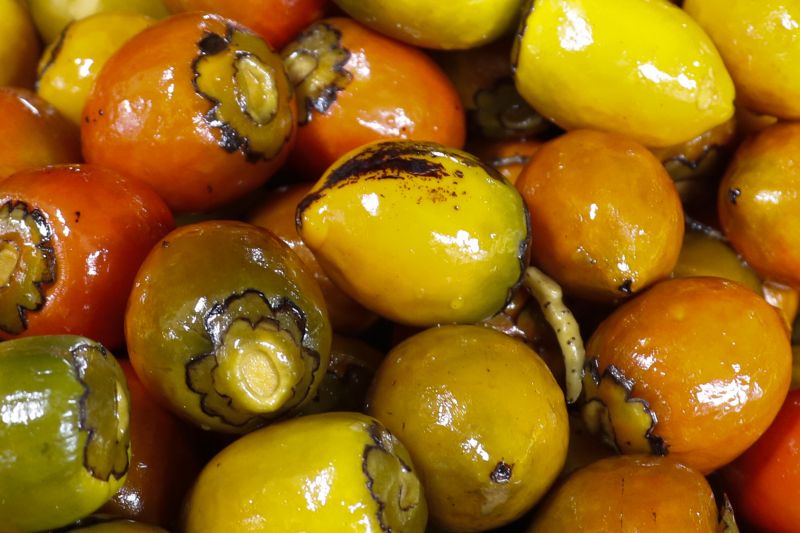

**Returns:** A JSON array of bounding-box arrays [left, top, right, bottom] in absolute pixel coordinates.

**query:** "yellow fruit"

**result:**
[[183, 412, 427, 532], [296, 140, 531, 327], [37, 12, 155, 124], [367, 324, 568, 532], [332, 0, 520, 50], [0, 0, 40, 88], [685, 0, 800, 119], [513, 0, 735, 147]]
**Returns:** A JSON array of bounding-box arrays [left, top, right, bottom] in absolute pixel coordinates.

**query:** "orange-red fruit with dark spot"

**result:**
[[282, 17, 465, 180], [0, 164, 174, 350], [81, 12, 296, 214], [528, 455, 720, 532], [515, 129, 684, 302], [719, 122, 800, 287], [0, 87, 81, 178], [584, 276, 791, 474], [164, 0, 328, 49]]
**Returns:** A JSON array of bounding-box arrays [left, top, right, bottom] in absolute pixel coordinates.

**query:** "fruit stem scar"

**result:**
[[234, 53, 278, 125], [213, 319, 304, 413], [0, 242, 20, 286], [524, 266, 585, 403]]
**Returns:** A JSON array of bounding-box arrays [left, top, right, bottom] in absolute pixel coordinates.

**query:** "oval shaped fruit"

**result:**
[[126, 220, 332, 433], [718, 122, 800, 287], [516, 129, 684, 301], [36, 11, 156, 125], [182, 412, 427, 532], [582, 277, 791, 474], [332, 0, 520, 50], [367, 324, 568, 532], [82, 12, 296, 213], [0, 164, 174, 349], [282, 17, 465, 180], [0, 87, 81, 178], [513, 0, 735, 147], [684, 0, 800, 119], [528, 456, 720, 532], [296, 140, 531, 327], [0, 335, 130, 532]]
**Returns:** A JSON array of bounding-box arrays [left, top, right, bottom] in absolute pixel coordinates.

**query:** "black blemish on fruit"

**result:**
[[728, 187, 741, 205], [74, 211, 81, 223], [490, 461, 513, 484], [618, 279, 633, 294], [198, 31, 229, 55]]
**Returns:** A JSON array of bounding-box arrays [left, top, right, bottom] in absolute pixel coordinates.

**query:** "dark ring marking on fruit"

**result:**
[[728, 187, 741, 205], [582, 357, 667, 456], [510, 0, 536, 74], [35, 24, 68, 89], [0, 201, 56, 334], [362, 421, 421, 531], [192, 23, 293, 163], [282, 22, 353, 125], [71, 342, 130, 482], [489, 461, 514, 484], [473, 77, 550, 140], [185, 289, 321, 429]]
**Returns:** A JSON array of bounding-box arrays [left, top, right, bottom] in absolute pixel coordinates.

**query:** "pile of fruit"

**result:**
[[1, 0, 799, 531]]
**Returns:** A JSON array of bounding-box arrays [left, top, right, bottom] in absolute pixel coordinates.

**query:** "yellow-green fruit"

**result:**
[[26, 0, 168, 43], [0, 0, 40, 88], [513, 0, 735, 147], [684, 0, 800, 119], [296, 140, 531, 327], [36, 12, 154, 124], [0, 336, 130, 532], [367, 324, 569, 532], [333, 0, 519, 50], [68, 518, 170, 533], [182, 412, 427, 532]]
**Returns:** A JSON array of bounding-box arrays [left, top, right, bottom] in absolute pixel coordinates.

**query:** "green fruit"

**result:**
[[0, 335, 130, 532]]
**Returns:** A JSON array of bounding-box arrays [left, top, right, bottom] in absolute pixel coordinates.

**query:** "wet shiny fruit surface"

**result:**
[[296, 140, 531, 327], [183, 411, 427, 532]]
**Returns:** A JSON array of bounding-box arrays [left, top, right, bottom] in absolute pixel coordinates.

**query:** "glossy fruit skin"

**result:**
[[719, 122, 800, 287], [0, 165, 175, 349], [27, 0, 169, 43], [333, 0, 519, 49], [82, 12, 296, 214], [36, 12, 156, 125], [684, 0, 800, 119], [528, 455, 719, 532], [0, 0, 40, 88], [297, 140, 531, 327], [471, 139, 543, 185], [164, 0, 327, 49], [247, 183, 377, 334], [0, 87, 81, 178], [182, 412, 427, 532], [516, 129, 684, 301], [101, 361, 206, 529], [0, 335, 130, 533], [367, 324, 568, 532], [513, 0, 735, 147], [584, 277, 791, 474], [67, 518, 170, 533], [125, 220, 332, 433], [722, 389, 800, 532], [282, 17, 465, 180]]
